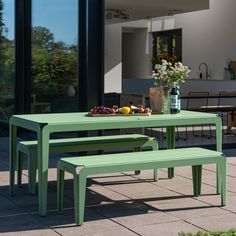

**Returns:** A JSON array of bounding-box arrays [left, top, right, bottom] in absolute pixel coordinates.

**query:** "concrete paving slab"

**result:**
[[106, 181, 176, 199], [227, 177, 236, 194], [225, 164, 236, 178], [0, 228, 59, 236], [81, 228, 138, 236], [53, 216, 123, 236], [88, 185, 130, 202], [228, 159, 236, 165], [111, 211, 180, 228], [61, 184, 129, 208], [143, 195, 228, 220], [90, 200, 157, 218], [0, 214, 58, 235], [131, 220, 202, 236], [0, 195, 23, 216], [32, 208, 109, 229], [193, 193, 236, 212], [153, 175, 217, 196], [188, 213, 236, 231]]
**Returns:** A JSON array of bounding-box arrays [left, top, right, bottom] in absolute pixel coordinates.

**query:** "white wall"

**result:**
[[105, 20, 150, 93], [122, 28, 150, 79], [105, 0, 236, 93], [105, 24, 122, 93], [175, 0, 236, 80]]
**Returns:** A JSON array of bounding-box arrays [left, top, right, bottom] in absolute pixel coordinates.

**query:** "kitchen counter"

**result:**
[[180, 79, 236, 95]]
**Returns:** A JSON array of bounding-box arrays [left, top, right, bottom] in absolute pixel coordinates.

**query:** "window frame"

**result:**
[[15, 0, 105, 114]]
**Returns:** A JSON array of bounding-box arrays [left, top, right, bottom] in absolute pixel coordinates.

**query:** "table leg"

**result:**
[[215, 117, 222, 194], [37, 127, 49, 216], [166, 126, 175, 178], [9, 124, 17, 196]]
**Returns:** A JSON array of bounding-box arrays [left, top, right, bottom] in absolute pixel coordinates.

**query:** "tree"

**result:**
[[51, 41, 66, 50], [32, 46, 77, 94], [32, 26, 54, 49], [0, 0, 4, 37], [31, 26, 78, 96], [0, 0, 6, 78]]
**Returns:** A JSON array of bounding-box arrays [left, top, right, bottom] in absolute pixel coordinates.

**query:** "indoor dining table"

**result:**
[[9, 110, 222, 216]]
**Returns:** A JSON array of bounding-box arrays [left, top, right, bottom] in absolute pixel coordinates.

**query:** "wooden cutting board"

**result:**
[[87, 112, 151, 117]]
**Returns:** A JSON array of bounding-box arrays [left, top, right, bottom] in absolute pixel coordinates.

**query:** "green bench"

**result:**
[[57, 147, 227, 225], [17, 134, 157, 194]]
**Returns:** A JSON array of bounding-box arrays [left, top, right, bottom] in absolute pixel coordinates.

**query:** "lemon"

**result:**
[[121, 106, 131, 114]]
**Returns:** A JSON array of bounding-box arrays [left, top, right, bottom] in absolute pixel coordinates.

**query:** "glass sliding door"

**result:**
[[31, 0, 78, 113], [0, 0, 14, 136]]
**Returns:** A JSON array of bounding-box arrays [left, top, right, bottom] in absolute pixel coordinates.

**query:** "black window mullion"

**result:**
[[15, 0, 31, 114], [78, 0, 104, 112], [78, 0, 87, 111]]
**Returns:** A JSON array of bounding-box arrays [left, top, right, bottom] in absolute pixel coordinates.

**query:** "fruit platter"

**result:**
[[88, 105, 152, 116]]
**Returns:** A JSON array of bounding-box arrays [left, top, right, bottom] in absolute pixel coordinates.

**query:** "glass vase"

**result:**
[[161, 87, 170, 114]]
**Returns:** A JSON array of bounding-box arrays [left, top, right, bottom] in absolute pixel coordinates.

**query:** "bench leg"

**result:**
[[219, 158, 227, 206], [192, 165, 202, 196], [134, 140, 159, 180], [153, 168, 158, 182], [133, 147, 141, 175], [28, 150, 37, 195], [57, 168, 65, 214], [150, 140, 158, 181], [192, 166, 198, 196], [167, 126, 175, 179], [217, 164, 221, 194], [74, 174, 87, 225], [17, 151, 24, 187], [197, 165, 202, 195]]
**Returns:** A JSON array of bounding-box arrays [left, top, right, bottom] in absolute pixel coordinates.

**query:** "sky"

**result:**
[[3, 0, 78, 45]]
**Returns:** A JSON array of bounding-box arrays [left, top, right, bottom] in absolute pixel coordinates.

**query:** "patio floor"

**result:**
[[1, 136, 236, 236]]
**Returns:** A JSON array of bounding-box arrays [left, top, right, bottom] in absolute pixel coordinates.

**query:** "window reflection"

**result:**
[[31, 0, 78, 113], [0, 0, 14, 136]]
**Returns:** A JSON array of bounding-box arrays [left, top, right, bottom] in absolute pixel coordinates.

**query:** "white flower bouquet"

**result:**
[[151, 60, 191, 91]]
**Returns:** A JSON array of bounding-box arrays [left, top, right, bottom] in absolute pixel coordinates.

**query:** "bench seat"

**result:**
[[17, 134, 157, 194], [57, 147, 227, 225]]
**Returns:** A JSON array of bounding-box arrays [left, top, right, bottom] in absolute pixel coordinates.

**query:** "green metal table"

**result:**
[[9, 110, 222, 216]]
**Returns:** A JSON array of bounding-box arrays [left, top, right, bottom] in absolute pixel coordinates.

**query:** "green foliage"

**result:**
[[0, 0, 4, 36], [179, 229, 236, 236], [32, 26, 54, 48], [0, 39, 14, 94], [1, 21, 78, 100], [31, 26, 78, 95], [0, 1, 14, 85], [0, 0, 5, 77], [2, 42, 14, 80], [32, 46, 77, 94], [0, 0, 14, 118]]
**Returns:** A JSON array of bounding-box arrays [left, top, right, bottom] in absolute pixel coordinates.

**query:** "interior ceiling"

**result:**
[[105, 0, 209, 23]]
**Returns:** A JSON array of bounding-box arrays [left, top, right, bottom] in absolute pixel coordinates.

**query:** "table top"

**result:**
[[11, 110, 218, 123], [10, 110, 221, 132]]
